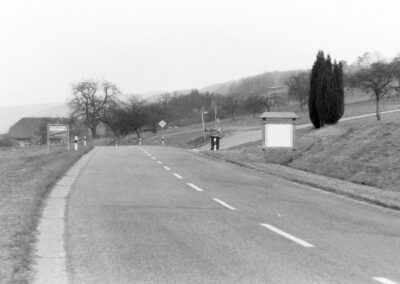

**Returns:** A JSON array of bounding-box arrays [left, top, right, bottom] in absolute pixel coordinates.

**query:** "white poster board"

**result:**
[[264, 124, 293, 148]]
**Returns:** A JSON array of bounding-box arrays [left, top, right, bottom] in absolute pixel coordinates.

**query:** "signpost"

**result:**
[[201, 111, 208, 140], [74, 136, 78, 151], [47, 124, 69, 154]]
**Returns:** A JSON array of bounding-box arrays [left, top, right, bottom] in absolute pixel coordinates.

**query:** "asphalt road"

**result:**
[[66, 146, 400, 283]]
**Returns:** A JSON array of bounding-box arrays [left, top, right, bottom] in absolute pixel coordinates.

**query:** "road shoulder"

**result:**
[[32, 148, 96, 284], [202, 151, 400, 212]]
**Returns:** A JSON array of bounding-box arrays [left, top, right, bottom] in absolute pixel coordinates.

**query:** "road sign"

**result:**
[[49, 125, 68, 132], [48, 124, 68, 138], [47, 124, 69, 153], [159, 120, 166, 128]]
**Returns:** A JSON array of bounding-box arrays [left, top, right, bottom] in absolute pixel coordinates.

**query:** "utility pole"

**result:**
[[201, 111, 208, 141]]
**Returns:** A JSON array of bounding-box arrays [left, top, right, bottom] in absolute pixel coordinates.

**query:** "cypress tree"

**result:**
[[309, 51, 345, 128], [309, 51, 325, 128], [316, 55, 333, 126]]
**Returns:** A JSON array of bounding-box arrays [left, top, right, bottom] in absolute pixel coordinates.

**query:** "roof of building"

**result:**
[[259, 112, 299, 120], [8, 117, 49, 139]]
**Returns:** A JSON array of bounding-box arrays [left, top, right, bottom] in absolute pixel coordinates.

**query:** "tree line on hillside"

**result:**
[[68, 77, 293, 139]]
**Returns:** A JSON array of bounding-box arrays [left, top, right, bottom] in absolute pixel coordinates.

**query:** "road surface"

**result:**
[[66, 146, 400, 283]]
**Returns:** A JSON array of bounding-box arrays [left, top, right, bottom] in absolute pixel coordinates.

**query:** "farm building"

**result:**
[[8, 117, 49, 147]]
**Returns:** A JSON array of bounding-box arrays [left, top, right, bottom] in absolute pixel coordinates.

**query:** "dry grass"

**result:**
[[0, 146, 93, 283], [217, 111, 400, 192]]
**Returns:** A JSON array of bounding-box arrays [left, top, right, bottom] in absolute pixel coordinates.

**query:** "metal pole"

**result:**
[[47, 124, 50, 155], [201, 112, 205, 141], [67, 125, 70, 152], [214, 101, 217, 130]]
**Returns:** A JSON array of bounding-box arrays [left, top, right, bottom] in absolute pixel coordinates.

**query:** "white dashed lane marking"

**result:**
[[187, 183, 203, 192], [212, 198, 237, 211], [163, 166, 170, 171], [260, 223, 314, 248], [152, 157, 156, 160], [157, 161, 162, 164], [374, 277, 399, 284], [173, 173, 183, 179]]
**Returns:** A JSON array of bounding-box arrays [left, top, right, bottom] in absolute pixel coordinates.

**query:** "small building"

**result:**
[[8, 117, 49, 147]]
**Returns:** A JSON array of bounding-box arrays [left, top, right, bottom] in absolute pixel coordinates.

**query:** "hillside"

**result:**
[[140, 69, 299, 103], [200, 70, 296, 95]]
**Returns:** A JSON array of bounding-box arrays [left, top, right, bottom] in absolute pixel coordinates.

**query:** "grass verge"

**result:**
[[0, 145, 93, 283]]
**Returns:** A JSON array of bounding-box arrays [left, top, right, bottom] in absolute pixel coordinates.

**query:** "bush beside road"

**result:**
[[0, 146, 93, 283]]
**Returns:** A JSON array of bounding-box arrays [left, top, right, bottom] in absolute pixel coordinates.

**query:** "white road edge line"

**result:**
[[212, 198, 237, 210], [374, 277, 399, 284], [187, 183, 203, 192], [163, 166, 170, 171], [260, 223, 314, 248], [173, 173, 183, 179], [157, 161, 163, 164]]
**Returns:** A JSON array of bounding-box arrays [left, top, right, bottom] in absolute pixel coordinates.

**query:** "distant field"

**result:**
[[0, 146, 92, 283], [214, 111, 400, 193]]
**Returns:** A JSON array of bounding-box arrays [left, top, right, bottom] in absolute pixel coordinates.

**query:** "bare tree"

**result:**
[[244, 94, 264, 118], [390, 57, 400, 95], [285, 72, 309, 109], [347, 62, 395, 120], [222, 83, 242, 120], [69, 80, 120, 138], [105, 96, 146, 138]]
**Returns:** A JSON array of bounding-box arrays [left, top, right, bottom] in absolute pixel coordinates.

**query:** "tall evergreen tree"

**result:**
[[309, 51, 325, 128], [309, 51, 345, 128], [316, 55, 333, 126]]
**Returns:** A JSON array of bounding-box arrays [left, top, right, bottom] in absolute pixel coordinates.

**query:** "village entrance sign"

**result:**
[[47, 124, 69, 154]]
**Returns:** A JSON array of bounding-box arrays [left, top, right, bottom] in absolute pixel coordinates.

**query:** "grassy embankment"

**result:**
[[0, 145, 92, 283], [211, 111, 400, 195]]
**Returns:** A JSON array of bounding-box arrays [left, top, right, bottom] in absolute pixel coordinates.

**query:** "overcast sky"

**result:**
[[1, 0, 400, 107]]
